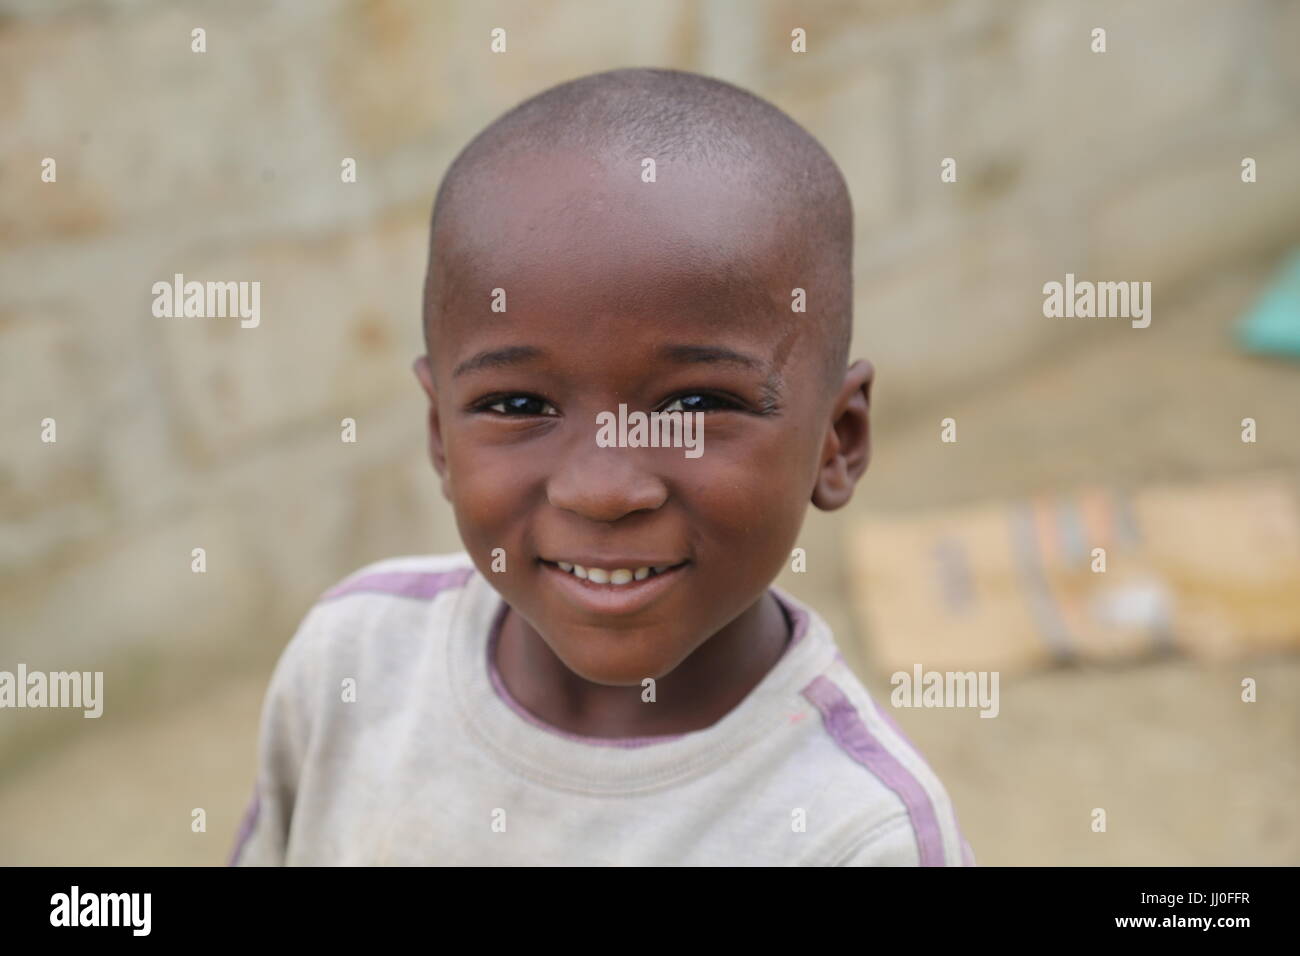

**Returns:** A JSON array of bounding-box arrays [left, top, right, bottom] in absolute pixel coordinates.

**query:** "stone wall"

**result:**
[[2, 0, 1299, 755]]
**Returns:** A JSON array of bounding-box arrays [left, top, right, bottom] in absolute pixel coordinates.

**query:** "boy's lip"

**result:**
[[540, 555, 685, 570], [538, 558, 688, 617]]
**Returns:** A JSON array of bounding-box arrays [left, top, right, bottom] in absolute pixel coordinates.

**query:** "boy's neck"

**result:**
[[493, 591, 793, 740]]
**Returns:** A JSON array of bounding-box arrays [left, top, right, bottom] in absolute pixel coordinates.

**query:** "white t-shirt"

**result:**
[[230, 552, 974, 866]]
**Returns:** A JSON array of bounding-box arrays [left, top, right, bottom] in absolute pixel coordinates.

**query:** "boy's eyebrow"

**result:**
[[658, 344, 765, 370], [453, 345, 544, 378], [455, 344, 766, 375]]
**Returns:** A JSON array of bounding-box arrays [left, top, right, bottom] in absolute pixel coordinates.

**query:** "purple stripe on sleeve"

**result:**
[[321, 567, 474, 602], [226, 791, 260, 866], [801, 675, 948, 866], [866, 694, 976, 866]]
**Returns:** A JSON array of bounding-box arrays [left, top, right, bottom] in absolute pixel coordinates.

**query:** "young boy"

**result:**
[[230, 67, 973, 866]]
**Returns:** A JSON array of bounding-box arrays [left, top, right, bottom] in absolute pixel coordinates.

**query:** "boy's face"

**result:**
[[416, 150, 871, 685]]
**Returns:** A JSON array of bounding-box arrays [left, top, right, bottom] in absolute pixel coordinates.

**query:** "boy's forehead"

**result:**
[[426, 148, 836, 391], [433, 150, 796, 325]]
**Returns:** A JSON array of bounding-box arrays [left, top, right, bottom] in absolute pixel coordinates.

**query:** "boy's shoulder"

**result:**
[[794, 650, 974, 865], [302, 550, 476, 633], [275, 551, 479, 681], [773, 589, 974, 865], [319, 551, 478, 604]]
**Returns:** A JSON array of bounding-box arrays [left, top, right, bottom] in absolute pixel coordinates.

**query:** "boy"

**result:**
[[230, 67, 972, 866]]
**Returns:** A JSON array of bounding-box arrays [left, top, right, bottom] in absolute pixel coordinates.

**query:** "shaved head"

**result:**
[[411, 70, 876, 690], [423, 67, 853, 384]]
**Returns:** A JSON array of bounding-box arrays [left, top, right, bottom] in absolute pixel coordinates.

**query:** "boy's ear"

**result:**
[[412, 355, 452, 501], [811, 359, 873, 511]]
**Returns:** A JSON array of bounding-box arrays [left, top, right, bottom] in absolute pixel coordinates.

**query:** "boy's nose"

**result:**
[[545, 444, 669, 522]]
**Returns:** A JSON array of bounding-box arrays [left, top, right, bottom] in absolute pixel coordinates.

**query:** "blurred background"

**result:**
[[2, 0, 1298, 865]]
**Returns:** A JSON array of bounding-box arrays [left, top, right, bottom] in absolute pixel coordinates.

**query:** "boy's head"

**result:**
[[414, 67, 872, 685]]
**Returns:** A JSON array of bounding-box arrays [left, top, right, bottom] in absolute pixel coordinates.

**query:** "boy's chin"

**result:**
[[539, 628, 698, 687]]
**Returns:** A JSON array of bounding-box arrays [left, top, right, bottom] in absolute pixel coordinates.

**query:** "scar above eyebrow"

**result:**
[[452, 345, 545, 378]]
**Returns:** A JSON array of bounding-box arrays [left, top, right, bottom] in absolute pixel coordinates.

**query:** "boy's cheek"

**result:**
[[683, 452, 806, 520], [449, 481, 545, 577]]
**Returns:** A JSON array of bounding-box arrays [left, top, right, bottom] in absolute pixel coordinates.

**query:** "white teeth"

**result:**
[[551, 562, 668, 585], [652, 566, 669, 574]]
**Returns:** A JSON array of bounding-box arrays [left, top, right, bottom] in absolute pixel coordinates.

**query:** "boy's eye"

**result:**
[[661, 393, 739, 413], [483, 394, 559, 417]]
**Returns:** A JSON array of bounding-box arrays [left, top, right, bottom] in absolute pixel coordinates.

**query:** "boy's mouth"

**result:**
[[542, 559, 685, 585], [537, 557, 689, 616]]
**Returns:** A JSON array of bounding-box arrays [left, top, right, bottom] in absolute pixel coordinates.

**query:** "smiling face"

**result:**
[[416, 149, 870, 686]]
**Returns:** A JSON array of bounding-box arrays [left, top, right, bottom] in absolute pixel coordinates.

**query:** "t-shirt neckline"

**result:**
[[483, 587, 805, 749], [445, 569, 836, 795]]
